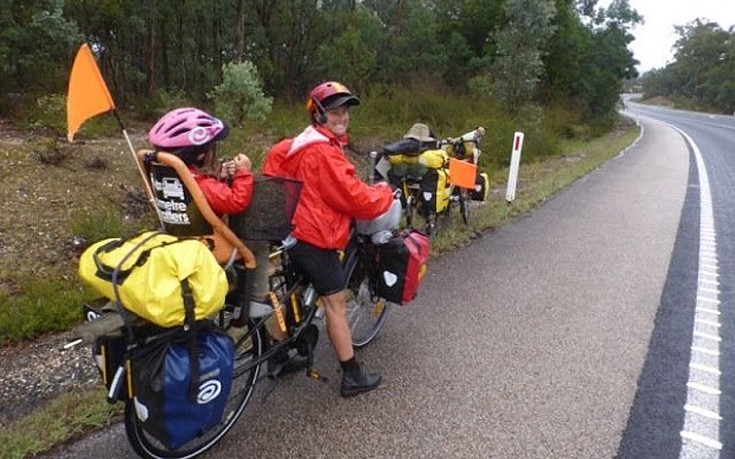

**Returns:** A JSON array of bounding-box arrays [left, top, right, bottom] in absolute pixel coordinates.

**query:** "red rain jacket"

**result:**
[[191, 168, 254, 216]]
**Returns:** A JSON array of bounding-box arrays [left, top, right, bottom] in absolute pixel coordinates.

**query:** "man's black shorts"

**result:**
[[287, 240, 345, 296]]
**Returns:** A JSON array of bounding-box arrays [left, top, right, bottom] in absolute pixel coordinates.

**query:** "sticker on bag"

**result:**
[[374, 230, 430, 305]]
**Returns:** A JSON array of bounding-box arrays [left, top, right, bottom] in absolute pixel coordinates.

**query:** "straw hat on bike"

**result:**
[[403, 123, 436, 143]]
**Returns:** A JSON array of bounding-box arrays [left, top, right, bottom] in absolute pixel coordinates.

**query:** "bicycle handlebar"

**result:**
[[439, 126, 485, 146]]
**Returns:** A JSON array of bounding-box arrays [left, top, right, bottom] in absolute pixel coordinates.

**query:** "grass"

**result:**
[[0, 387, 122, 459], [0, 207, 146, 347], [0, 278, 94, 346], [0, 118, 640, 459]]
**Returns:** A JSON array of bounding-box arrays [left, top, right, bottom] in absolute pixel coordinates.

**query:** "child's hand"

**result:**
[[233, 154, 252, 172], [219, 160, 236, 179]]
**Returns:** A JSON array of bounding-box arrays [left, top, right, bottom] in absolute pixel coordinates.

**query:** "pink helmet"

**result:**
[[148, 107, 229, 151]]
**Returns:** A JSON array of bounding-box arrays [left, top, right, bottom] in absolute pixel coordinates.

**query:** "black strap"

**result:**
[[181, 278, 200, 401], [94, 233, 187, 284]]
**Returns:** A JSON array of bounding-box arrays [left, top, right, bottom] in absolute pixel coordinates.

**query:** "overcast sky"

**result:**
[[600, 0, 735, 73]]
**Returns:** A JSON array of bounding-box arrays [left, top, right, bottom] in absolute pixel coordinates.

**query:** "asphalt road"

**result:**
[[43, 116, 691, 459], [618, 102, 735, 459]]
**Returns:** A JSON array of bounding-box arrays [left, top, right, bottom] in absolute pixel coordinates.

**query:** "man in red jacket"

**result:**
[[264, 81, 393, 397]]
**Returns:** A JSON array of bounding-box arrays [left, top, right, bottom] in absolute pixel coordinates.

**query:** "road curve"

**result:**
[[43, 117, 689, 459]]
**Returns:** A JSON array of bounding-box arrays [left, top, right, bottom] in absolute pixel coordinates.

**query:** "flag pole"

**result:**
[[110, 109, 164, 228], [66, 43, 163, 228]]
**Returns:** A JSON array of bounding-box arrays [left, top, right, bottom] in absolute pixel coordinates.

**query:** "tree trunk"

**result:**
[[235, 0, 245, 63], [145, 0, 156, 99]]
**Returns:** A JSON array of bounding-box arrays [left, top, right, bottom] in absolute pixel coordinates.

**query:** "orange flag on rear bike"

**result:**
[[66, 43, 116, 142]]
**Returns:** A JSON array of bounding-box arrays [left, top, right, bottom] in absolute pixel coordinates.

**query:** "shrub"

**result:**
[[208, 61, 273, 127], [0, 278, 91, 346]]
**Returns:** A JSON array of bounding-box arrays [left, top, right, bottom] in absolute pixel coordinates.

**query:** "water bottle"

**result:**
[[302, 285, 317, 307], [302, 285, 325, 319], [371, 229, 393, 245]]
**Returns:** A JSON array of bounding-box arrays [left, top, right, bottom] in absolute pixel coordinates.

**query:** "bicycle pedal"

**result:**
[[307, 369, 328, 383]]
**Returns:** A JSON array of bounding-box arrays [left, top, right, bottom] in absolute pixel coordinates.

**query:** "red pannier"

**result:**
[[374, 230, 430, 305]]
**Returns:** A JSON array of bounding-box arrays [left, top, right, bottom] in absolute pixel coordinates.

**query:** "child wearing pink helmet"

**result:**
[[148, 107, 253, 215]]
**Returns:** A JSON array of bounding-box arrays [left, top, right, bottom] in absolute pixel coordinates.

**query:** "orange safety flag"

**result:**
[[66, 43, 115, 142], [448, 157, 477, 189]]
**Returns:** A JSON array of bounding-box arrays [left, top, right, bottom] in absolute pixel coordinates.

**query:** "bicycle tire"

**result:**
[[405, 193, 415, 228], [344, 249, 390, 348], [124, 321, 264, 459], [459, 188, 471, 224]]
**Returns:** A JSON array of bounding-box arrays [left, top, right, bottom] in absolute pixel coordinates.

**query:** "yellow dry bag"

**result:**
[[78, 231, 228, 327]]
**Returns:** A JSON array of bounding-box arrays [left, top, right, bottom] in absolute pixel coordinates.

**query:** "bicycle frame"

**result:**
[[226, 227, 381, 380]]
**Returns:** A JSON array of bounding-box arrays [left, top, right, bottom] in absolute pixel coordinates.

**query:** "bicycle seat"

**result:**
[[383, 138, 424, 156]]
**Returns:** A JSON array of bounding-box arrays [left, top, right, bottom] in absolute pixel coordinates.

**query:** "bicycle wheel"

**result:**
[[345, 253, 390, 348], [458, 187, 471, 224], [124, 321, 264, 459]]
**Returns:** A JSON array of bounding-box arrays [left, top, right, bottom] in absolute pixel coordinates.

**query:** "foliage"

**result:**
[[310, 6, 381, 92], [642, 19, 735, 113], [489, 0, 557, 112], [141, 88, 194, 119], [25, 94, 67, 136], [70, 208, 137, 243], [0, 0, 643, 125], [542, 0, 640, 117], [0, 0, 83, 96], [208, 61, 273, 127], [0, 277, 90, 346]]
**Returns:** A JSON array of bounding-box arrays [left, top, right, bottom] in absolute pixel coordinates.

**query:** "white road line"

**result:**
[[674, 127, 723, 458], [694, 319, 721, 328], [689, 363, 721, 376], [681, 431, 723, 450], [693, 331, 721, 342], [687, 382, 721, 395], [684, 404, 723, 421], [691, 346, 720, 356]]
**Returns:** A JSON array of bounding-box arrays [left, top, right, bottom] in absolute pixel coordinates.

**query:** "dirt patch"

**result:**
[[0, 131, 151, 293], [0, 331, 98, 427]]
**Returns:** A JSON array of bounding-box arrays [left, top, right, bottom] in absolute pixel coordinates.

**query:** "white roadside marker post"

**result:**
[[505, 131, 524, 203]]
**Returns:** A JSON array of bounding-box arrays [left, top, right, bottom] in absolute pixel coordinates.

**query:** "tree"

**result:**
[[208, 61, 273, 127], [671, 20, 731, 101], [0, 0, 82, 95], [542, 0, 640, 117], [490, 0, 557, 112]]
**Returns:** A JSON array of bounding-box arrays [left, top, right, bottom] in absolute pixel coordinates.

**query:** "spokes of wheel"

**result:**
[[346, 277, 390, 348]]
